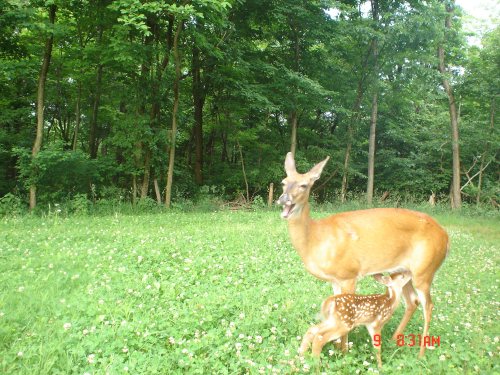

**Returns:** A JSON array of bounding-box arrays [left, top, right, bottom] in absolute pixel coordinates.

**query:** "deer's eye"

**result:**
[[299, 184, 308, 190]]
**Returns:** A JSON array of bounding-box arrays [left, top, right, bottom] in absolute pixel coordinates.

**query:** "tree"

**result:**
[[30, 4, 57, 210], [438, 1, 461, 209]]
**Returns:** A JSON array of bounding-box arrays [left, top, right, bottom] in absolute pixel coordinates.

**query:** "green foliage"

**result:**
[[0, 193, 26, 216], [0, 211, 498, 373], [0, 0, 497, 209]]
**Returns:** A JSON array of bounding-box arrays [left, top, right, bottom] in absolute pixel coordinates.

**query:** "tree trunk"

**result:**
[[367, 2, 379, 205], [367, 91, 378, 204], [341, 79, 364, 203], [192, 37, 205, 185], [236, 138, 249, 203], [89, 63, 103, 158], [165, 21, 183, 208], [290, 110, 298, 157], [30, 4, 56, 211], [132, 175, 137, 205], [72, 82, 82, 151], [154, 177, 162, 204], [89, 23, 104, 159], [140, 149, 151, 198], [438, 2, 461, 209], [477, 96, 495, 204], [268, 183, 274, 207]]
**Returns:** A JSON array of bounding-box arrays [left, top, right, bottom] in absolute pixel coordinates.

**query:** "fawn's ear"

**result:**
[[397, 272, 412, 286], [284, 152, 296, 176], [373, 274, 392, 286], [308, 156, 329, 182]]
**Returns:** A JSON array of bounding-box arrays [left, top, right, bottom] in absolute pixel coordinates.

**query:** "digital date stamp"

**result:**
[[372, 334, 441, 347]]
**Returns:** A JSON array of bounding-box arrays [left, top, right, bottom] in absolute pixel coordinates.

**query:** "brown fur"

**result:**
[[278, 152, 449, 358]]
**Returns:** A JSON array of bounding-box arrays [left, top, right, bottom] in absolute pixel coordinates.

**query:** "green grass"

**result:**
[[0, 209, 498, 374]]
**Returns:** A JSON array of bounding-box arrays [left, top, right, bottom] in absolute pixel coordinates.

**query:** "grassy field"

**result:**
[[0, 208, 498, 374]]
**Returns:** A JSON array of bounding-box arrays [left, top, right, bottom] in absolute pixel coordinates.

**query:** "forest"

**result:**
[[0, 0, 498, 213]]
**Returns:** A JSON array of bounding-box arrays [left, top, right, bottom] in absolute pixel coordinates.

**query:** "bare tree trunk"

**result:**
[[89, 62, 103, 158], [132, 175, 137, 205], [236, 138, 249, 203], [366, 0, 379, 205], [154, 177, 162, 204], [140, 149, 151, 198], [290, 110, 298, 157], [30, 4, 56, 211], [477, 97, 495, 204], [367, 91, 378, 204], [438, 2, 461, 209], [165, 21, 183, 208], [72, 82, 82, 151], [192, 37, 205, 185], [268, 183, 274, 207], [341, 80, 364, 203]]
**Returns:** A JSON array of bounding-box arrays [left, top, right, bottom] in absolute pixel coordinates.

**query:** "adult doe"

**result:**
[[278, 152, 449, 357], [299, 272, 411, 367]]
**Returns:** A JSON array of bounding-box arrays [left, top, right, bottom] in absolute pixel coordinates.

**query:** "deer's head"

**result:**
[[277, 152, 329, 219]]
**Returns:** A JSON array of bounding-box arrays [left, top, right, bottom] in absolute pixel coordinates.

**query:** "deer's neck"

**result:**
[[287, 202, 313, 260]]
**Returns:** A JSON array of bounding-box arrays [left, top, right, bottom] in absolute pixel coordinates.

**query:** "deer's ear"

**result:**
[[284, 152, 296, 176], [308, 156, 329, 182]]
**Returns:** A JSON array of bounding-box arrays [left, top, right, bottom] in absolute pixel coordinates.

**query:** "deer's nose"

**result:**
[[277, 193, 289, 205]]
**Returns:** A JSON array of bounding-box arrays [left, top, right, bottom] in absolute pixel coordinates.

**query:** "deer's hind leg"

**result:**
[[299, 323, 322, 355], [311, 321, 349, 357]]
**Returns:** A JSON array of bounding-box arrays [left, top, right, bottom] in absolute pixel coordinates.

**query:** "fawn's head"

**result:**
[[373, 272, 412, 299], [277, 152, 329, 219]]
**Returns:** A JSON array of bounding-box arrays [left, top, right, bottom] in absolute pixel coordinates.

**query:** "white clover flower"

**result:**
[[63, 322, 72, 330], [17, 351, 23, 357], [82, 329, 89, 335], [439, 354, 446, 361], [87, 354, 95, 364], [122, 347, 129, 353]]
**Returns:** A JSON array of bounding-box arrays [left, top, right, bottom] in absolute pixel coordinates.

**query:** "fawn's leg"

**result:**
[[299, 324, 322, 355], [366, 324, 383, 368], [311, 321, 349, 357], [338, 279, 356, 352]]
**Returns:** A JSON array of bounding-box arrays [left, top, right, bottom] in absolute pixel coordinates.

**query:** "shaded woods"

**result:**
[[0, 0, 498, 212]]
